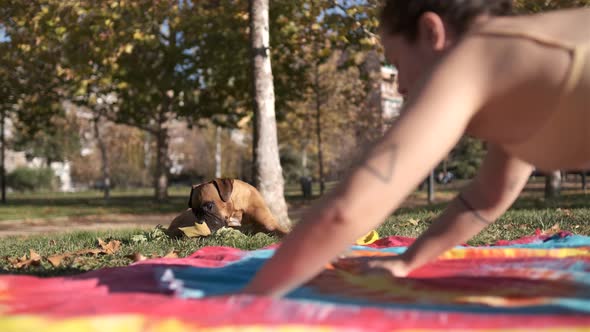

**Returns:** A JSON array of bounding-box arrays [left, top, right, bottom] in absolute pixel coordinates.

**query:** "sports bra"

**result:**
[[471, 25, 590, 169], [473, 27, 589, 101]]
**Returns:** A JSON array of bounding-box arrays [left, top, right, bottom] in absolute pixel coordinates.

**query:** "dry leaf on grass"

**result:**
[[163, 250, 179, 258], [47, 254, 68, 267], [46, 249, 102, 268], [98, 238, 121, 254], [5, 256, 20, 266], [126, 250, 179, 263], [7, 249, 42, 269], [76, 248, 104, 256], [546, 223, 561, 234], [401, 218, 420, 227], [556, 208, 573, 217], [27, 238, 123, 268], [72, 256, 86, 265]]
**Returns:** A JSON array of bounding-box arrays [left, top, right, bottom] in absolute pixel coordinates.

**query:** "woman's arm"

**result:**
[[386, 145, 533, 275], [241, 41, 492, 298]]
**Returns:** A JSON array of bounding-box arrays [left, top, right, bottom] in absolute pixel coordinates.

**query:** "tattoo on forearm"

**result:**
[[457, 193, 493, 225], [362, 144, 398, 183]]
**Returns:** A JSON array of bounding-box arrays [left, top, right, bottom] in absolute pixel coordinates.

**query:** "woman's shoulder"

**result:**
[[468, 7, 590, 46]]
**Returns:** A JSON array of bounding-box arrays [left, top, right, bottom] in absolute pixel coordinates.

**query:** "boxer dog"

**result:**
[[167, 179, 290, 237]]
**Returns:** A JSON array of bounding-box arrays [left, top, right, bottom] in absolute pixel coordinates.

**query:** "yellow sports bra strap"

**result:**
[[561, 44, 588, 96], [474, 28, 576, 50]]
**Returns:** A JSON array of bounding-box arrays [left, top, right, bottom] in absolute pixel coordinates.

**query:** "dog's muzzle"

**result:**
[[191, 208, 227, 232]]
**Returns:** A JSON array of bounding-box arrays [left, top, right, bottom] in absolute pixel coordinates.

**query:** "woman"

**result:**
[[242, 0, 590, 298]]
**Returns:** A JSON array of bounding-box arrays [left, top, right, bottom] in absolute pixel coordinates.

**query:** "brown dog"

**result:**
[[167, 179, 290, 237]]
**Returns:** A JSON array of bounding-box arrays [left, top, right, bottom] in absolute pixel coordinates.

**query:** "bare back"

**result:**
[[463, 8, 590, 171]]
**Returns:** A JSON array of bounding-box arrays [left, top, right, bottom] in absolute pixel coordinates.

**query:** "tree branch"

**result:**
[[329, 1, 378, 40], [101, 109, 157, 135]]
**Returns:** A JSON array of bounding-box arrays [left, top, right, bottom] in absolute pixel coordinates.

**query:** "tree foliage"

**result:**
[[514, 0, 590, 13]]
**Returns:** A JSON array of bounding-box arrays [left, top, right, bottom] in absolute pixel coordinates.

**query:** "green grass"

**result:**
[[0, 182, 336, 221], [387, 191, 590, 245], [1, 181, 589, 277], [0, 228, 279, 277], [0, 187, 190, 221], [1, 191, 589, 277]]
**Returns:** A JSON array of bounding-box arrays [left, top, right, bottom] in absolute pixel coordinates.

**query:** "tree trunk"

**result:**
[[0, 109, 5, 204], [427, 171, 435, 204], [314, 62, 325, 195], [93, 115, 111, 200], [215, 126, 222, 178], [545, 170, 562, 199], [249, 0, 291, 230], [301, 142, 308, 175], [154, 128, 170, 201], [251, 110, 258, 185]]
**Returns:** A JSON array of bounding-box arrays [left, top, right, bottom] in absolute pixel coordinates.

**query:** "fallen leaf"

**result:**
[[407, 218, 420, 226], [11, 249, 42, 269], [98, 238, 121, 254], [126, 253, 148, 262], [47, 254, 68, 267], [72, 256, 86, 265], [163, 250, 179, 259], [557, 208, 573, 217], [30, 249, 41, 261], [179, 222, 211, 238], [6, 256, 18, 265], [540, 223, 561, 235], [75, 248, 104, 256], [401, 218, 420, 227]]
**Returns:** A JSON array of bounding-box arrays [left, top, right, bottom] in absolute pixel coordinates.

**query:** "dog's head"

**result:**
[[188, 179, 234, 232]]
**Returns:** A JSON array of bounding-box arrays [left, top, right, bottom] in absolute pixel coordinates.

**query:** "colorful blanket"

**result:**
[[1, 232, 589, 331]]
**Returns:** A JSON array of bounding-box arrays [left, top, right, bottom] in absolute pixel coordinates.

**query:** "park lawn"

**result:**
[[0, 187, 190, 221], [0, 182, 334, 221], [1, 191, 589, 277]]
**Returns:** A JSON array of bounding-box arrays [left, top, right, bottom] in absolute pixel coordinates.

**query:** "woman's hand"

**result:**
[[334, 255, 413, 278]]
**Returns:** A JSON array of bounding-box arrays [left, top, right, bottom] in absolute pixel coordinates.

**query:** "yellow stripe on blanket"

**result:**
[[0, 315, 339, 332], [440, 247, 590, 260]]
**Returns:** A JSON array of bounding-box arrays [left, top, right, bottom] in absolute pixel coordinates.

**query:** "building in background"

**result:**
[[381, 65, 404, 124]]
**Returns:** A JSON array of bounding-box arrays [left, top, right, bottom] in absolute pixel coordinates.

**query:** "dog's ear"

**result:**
[[188, 185, 196, 208], [188, 183, 203, 208], [212, 178, 234, 202]]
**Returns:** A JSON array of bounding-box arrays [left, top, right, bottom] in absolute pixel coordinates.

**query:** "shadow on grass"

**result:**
[[0, 266, 89, 277], [0, 195, 188, 215], [395, 192, 590, 215]]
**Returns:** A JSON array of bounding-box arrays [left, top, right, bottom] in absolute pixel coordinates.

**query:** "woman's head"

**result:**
[[380, 0, 513, 95], [380, 0, 513, 41]]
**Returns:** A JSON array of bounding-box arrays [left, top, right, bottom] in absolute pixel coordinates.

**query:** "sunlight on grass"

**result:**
[[1, 181, 589, 277]]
